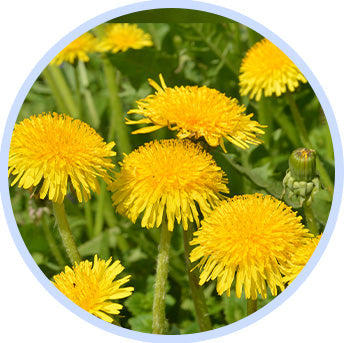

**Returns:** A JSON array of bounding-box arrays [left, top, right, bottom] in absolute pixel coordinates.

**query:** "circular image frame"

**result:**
[[1, 1, 343, 342]]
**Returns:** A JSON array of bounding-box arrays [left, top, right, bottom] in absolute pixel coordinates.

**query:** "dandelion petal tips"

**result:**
[[190, 194, 312, 299], [127, 74, 265, 152], [110, 139, 229, 231], [53, 255, 134, 323], [96, 23, 153, 54], [50, 32, 99, 66], [8, 112, 116, 203], [282, 234, 322, 285], [239, 38, 307, 101]]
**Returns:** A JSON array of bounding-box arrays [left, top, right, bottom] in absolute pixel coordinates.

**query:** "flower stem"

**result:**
[[41, 67, 66, 113], [93, 181, 107, 237], [303, 202, 318, 235], [73, 62, 82, 119], [286, 92, 333, 195], [52, 202, 81, 264], [152, 219, 172, 334], [183, 228, 212, 332], [41, 212, 66, 266], [257, 96, 273, 148], [286, 92, 310, 147], [247, 299, 257, 316], [47, 65, 79, 116], [101, 54, 131, 154], [78, 60, 100, 128]]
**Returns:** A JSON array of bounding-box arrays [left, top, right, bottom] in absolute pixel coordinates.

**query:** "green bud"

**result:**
[[289, 148, 317, 181]]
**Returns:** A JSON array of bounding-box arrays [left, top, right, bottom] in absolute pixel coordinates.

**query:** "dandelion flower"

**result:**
[[239, 38, 307, 101], [53, 255, 134, 323], [8, 112, 116, 203], [126, 74, 265, 152], [282, 234, 321, 285], [190, 194, 311, 299], [50, 32, 99, 66], [97, 23, 153, 54], [110, 139, 229, 231]]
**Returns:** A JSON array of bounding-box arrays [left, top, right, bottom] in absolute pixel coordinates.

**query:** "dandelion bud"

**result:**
[[282, 148, 320, 207], [289, 148, 317, 181]]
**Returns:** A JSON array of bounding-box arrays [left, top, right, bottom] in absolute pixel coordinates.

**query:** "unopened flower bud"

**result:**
[[289, 148, 317, 182]]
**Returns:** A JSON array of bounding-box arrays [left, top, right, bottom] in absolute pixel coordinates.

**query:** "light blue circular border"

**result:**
[[1, 1, 342, 342]]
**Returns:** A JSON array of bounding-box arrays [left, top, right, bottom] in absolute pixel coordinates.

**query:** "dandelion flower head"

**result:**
[[127, 74, 265, 152], [239, 38, 307, 101], [282, 234, 321, 285], [97, 23, 153, 54], [110, 139, 229, 231], [53, 255, 134, 323], [50, 32, 99, 66], [190, 194, 311, 299], [8, 112, 116, 203]]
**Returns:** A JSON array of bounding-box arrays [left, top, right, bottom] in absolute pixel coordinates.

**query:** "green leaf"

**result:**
[[311, 189, 332, 226], [216, 152, 284, 198], [128, 313, 153, 333], [78, 227, 121, 257], [108, 49, 178, 89]]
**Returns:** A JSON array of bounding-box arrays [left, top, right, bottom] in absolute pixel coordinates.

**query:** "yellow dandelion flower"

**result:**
[[97, 23, 153, 54], [110, 139, 229, 231], [50, 32, 99, 66], [239, 38, 307, 101], [126, 74, 265, 152], [53, 255, 134, 323], [282, 234, 321, 285], [190, 194, 311, 299], [8, 112, 116, 203]]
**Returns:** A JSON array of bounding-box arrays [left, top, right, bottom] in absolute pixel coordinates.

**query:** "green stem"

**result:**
[[41, 212, 66, 266], [152, 219, 173, 334], [84, 201, 94, 239], [41, 68, 66, 113], [257, 96, 273, 148], [93, 181, 107, 237], [272, 108, 301, 147], [286, 92, 334, 195], [47, 65, 79, 116], [247, 299, 257, 315], [73, 63, 82, 119], [286, 92, 310, 147], [101, 55, 131, 154], [52, 202, 81, 264], [183, 228, 212, 332], [78, 60, 100, 128], [303, 203, 318, 235]]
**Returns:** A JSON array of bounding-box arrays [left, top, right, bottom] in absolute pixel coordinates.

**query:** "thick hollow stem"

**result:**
[[152, 219, 172, 334], [247, 299, 257, 316], [183, 228, 212, 332], [52, 202, 81, 264]]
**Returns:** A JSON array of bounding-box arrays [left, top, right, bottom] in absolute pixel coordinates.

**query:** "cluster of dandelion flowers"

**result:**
[[97, 23, 153, 54], [110, 139, 229, 231], [50, 32, 99, 66], [282, 234, 322, 285], [190, 194, 312, 299], [8, 113, 116, 203], [53, 255, 134, 322], [239, 38, 307, 101], [126, 74, 265, 152]]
